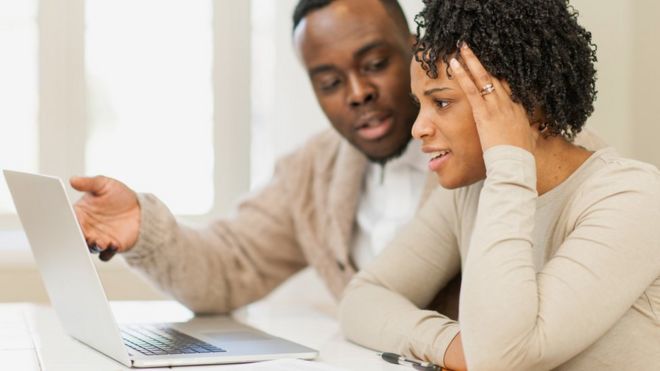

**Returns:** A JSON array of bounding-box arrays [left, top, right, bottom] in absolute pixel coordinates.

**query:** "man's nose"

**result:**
[[346, 74, 377, 108]]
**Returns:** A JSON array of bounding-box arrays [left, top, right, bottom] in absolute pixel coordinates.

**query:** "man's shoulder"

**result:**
[[297, 129, 345, 154], [272, 129, 364, 178], [279, 129, 358, 167]]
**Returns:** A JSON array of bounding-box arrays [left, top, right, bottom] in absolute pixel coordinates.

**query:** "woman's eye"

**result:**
[[434, 99, 450, 109]]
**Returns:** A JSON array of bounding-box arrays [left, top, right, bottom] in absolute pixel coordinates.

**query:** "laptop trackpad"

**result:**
[[203, 331, 274, 342]]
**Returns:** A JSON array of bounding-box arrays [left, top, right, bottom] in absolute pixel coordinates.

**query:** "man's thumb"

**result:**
[[70, 176, 106, 195]]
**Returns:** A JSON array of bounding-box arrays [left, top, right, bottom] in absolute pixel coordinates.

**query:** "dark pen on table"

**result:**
[[379, 352, 442, 371]]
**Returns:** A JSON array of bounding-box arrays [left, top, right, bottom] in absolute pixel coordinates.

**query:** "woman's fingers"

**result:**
[[449, 57, 487, 115], [450, 44, 535, 152], [458, 43, 496, 96]]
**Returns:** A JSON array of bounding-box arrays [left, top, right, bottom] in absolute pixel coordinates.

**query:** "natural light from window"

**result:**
[[85, 0, 214, 215], [0, 1, 38, 214]]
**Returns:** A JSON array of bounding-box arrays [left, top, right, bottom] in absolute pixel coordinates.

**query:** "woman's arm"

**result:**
[[339, 187, 463, 368], [461, 146, 660, 370], [448, 45, 660, 370]]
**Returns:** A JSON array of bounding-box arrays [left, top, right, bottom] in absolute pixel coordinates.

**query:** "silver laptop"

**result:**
[[3, 170, 318, 368]]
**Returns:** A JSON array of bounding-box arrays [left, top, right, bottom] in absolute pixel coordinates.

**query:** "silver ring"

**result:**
[[480, 83, 495, 96]]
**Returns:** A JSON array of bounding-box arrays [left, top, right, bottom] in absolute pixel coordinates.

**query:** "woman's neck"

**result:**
[[534, 136, 593, 195]]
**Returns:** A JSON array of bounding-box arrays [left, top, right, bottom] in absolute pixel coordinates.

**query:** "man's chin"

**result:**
[[360, 138, 412, 165]]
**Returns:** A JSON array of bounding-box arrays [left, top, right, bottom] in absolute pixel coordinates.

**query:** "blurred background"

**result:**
[[0, 0, 658, 302]]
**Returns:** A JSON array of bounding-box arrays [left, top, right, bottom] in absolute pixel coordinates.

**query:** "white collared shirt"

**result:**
[[351, 139, 429, 269]]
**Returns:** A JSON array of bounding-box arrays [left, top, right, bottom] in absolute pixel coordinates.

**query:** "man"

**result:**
[[72, 0, 440, 314]]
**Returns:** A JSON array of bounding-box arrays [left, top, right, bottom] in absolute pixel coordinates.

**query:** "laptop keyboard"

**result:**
[[121, 324, 226, 356]]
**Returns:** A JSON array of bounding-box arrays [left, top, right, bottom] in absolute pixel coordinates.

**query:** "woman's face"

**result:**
[[410, 58, 487, 189]]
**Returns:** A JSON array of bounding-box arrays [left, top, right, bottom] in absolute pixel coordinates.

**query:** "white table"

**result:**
[[0, 271, 405, 371]]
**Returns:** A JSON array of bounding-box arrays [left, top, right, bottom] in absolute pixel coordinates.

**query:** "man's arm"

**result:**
[[74, 151, 311, 314]]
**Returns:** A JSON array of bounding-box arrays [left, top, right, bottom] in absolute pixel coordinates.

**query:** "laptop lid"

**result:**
[[3, 170, 132, 367]]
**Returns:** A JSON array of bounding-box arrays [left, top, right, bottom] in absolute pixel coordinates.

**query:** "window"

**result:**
[[0, 1, 38, 215], [0, 1, 250, 234], [85, 0, 214, 214]]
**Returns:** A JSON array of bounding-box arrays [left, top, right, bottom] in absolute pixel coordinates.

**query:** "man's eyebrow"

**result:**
[[308, 41, 389, 77], [309, 64, 336, 77], [355, 41, 389, 59], [424, 87, 452, 95]]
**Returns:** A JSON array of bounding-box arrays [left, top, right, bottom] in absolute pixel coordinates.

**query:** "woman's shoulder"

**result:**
[[571, 147, 660, 207], [585, 148, 660, 189]]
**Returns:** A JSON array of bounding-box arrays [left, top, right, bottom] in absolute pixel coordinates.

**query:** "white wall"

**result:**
[[631, 0, 660, 167], [571, 0, 634, 157]]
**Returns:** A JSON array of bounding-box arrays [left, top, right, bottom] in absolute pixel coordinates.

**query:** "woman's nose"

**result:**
[[411, 113, 434, 140]]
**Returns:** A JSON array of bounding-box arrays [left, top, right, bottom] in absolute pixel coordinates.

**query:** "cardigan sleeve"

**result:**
[[121, 151, 308, 315], [339, 186, 462, 367], [460, 145, 660, 371]]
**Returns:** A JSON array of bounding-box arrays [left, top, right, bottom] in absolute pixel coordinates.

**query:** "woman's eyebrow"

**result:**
[[424, 87, 452, 95]]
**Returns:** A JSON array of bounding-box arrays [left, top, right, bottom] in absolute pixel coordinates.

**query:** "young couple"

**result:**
[[73, 1, 659, 370]]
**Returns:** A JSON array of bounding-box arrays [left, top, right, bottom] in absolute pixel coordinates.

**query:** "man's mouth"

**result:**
[[354, 112, 393, 141]]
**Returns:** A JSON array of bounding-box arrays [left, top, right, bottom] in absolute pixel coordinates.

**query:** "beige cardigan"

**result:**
[[121, 129, 441, 313], [339, 146, 660, 371]]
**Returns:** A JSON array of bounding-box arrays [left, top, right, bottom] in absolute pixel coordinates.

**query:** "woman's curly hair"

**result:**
[[414, 0, 598, 139]]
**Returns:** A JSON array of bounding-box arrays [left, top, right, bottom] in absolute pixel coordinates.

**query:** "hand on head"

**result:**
[[449, 43, 538, 153], [70, 175, 141, 261]]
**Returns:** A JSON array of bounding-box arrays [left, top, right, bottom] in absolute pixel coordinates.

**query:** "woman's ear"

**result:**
[[529, 107, 548, 129]]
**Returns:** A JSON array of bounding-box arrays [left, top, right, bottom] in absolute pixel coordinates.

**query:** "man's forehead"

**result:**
[[293, 0, 401, 64], [302, 0, 391, 27]]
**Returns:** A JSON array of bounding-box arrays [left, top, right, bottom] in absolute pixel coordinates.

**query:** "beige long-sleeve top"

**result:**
[[339, 145, 660, 371]]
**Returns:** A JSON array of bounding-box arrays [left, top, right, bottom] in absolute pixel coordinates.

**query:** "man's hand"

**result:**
[[70, 176, 141, 261]]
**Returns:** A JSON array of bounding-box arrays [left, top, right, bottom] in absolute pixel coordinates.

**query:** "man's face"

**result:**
[[293, 0, 418, 162]]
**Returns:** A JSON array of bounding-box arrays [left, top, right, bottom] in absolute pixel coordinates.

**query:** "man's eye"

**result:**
[[365, 58, 388, 72], [319, 79, 341, 92]]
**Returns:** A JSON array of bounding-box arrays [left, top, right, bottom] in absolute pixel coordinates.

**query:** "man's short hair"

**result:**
[[292, 0, 409, 33]]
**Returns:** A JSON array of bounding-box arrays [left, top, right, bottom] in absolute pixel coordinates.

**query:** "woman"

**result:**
[[339, 1, 660, 370]]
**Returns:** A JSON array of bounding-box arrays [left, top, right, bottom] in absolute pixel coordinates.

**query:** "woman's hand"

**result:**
[[443, 332, 467, 371], [449, 43, 537, 153]]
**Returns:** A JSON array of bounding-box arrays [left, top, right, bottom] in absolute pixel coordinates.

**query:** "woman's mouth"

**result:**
[[428, 150, 451, 172]]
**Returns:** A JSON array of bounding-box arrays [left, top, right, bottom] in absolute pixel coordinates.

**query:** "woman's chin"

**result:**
[[436, 173, 459, 190], [435, 172, 483, 190]]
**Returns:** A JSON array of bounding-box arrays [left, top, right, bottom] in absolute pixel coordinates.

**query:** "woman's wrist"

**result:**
[[443, 332, 467, 371]]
